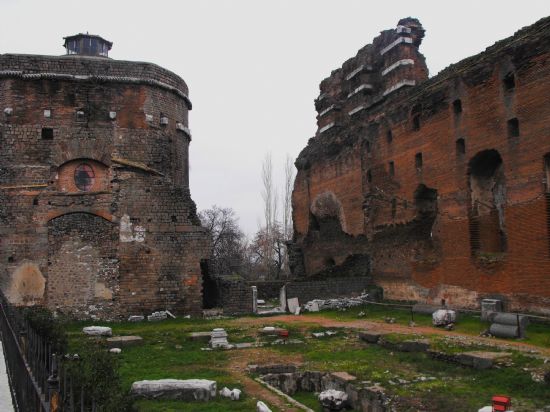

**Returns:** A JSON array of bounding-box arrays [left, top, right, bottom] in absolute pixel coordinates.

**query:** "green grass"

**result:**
[[292, 391, 322, 411], [305, 303, 550, 348], [66, 311, 550, 411]]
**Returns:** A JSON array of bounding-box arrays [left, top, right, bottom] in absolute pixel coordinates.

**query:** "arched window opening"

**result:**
[[468, 150, 507, 256], [74, 163, 95, 191], [414, 184, 438, 238]]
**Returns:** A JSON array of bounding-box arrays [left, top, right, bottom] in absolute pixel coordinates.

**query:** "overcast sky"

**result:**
[[2, 0, 549, 235]]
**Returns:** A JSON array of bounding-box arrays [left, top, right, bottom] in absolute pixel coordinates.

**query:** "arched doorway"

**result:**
[[468, 150, 507, 256], [46, 213, 118, 311]]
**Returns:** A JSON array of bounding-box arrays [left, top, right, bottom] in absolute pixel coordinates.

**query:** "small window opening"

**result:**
[[507, 118, 520, 138], [453, 99, 462, 115], [8, 256, 14, 263], [41, 128, 54, 140], [456, 138, 466, 156], [171, 215, 177, 222], [415, 153, 423, 170], [386, 129, 393, 143], [33, 197, 39, 206], [391, 198, 397, 218], [389, 161, 395, 177], [503, 72, 515, 91], [365, 141, 371, 153], [412, 115, 421, 131], [367, 169, 372, 183], [75, 109, 86, 122]]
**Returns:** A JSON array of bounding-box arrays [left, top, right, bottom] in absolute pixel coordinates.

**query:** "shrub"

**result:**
[[23, 306, 67, 353], [63, 341, 131, 411]]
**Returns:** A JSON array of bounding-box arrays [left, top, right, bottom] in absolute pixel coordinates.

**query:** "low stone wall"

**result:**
[[216, 277, 253, 315], [285, 276, 374, 304], [259, 371, 388, 412]]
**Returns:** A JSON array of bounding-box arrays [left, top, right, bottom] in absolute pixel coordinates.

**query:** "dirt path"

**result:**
[[226, 348, 304, 412], [234, 314, 550, 356]]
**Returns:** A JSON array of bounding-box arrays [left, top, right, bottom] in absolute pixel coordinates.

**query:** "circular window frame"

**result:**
[[74, 163, 95, 192]]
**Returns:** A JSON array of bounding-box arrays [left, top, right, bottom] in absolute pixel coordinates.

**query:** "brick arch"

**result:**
[[51, 140, 111, 167], [57, 158, 110, 193], [310, 191, 347, 233], [45, 210, 117, 224]]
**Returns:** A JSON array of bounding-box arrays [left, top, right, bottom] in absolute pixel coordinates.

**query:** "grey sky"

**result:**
[[2, 0, 549, 235]]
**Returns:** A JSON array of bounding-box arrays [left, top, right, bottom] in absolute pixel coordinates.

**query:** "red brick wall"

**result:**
[[0, 54, 210, 319], [292, 17, 550, 314]]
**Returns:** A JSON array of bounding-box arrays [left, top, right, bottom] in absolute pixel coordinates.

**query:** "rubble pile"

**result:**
[[304, 293, 370, 312]]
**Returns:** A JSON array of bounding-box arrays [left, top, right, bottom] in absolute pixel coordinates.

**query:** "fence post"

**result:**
[[48, 354, 60, 412]]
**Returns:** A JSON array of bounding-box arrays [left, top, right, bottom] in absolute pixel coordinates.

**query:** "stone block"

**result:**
[[257, 401, 272, 412], [456, 351, 511, 370], [287, 297, 299, 314], [358, 331, 381, 344], [106, 336, 143, 348], [130, 379, 217, 401], [399, 339, 430, 352], [82, 326, 112, 337], [319, 389, 348, 411]]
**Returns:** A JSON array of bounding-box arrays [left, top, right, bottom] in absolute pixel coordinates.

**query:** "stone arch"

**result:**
[[468, 149, 507, 255], [310, 191, 347, 233], [46, 212, 119, 313]]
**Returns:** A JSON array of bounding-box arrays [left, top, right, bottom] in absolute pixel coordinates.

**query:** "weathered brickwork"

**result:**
[[0, 37, 210, 319], [291, 17, 550, 314]]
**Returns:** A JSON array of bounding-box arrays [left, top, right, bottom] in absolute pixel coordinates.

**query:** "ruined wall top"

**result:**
[[0, 47, 190, 108], [314, 17, 429, 132]]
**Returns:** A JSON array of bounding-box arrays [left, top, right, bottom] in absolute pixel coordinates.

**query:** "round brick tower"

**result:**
[[0, 34, 210, 319]]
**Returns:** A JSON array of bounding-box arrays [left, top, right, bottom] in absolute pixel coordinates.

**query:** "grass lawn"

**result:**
[[308, 303, 550, 348], [66, 307, 550, 411]]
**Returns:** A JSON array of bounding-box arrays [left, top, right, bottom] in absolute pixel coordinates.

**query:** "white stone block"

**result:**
[[82, 326, 112, 336], [287, 297, 299, 314], [130, 379, 217, 401], [257, 401, 272, 412]]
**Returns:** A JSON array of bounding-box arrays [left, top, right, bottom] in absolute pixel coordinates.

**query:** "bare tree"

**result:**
[[199, 206, 245, 276], [283, 154, 295, 241], [261, 152, 274, 234]]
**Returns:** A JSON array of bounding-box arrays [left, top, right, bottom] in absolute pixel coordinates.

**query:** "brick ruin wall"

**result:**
[[291, 17, 550, 315], [0, 54, 211, 319]]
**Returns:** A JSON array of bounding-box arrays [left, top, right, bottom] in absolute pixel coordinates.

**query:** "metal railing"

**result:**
[[0, 292, 98, 412], [0, 292, 50, 411]]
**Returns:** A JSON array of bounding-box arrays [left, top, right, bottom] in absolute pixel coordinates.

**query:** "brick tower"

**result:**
[[0, 34, 210, 319]]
